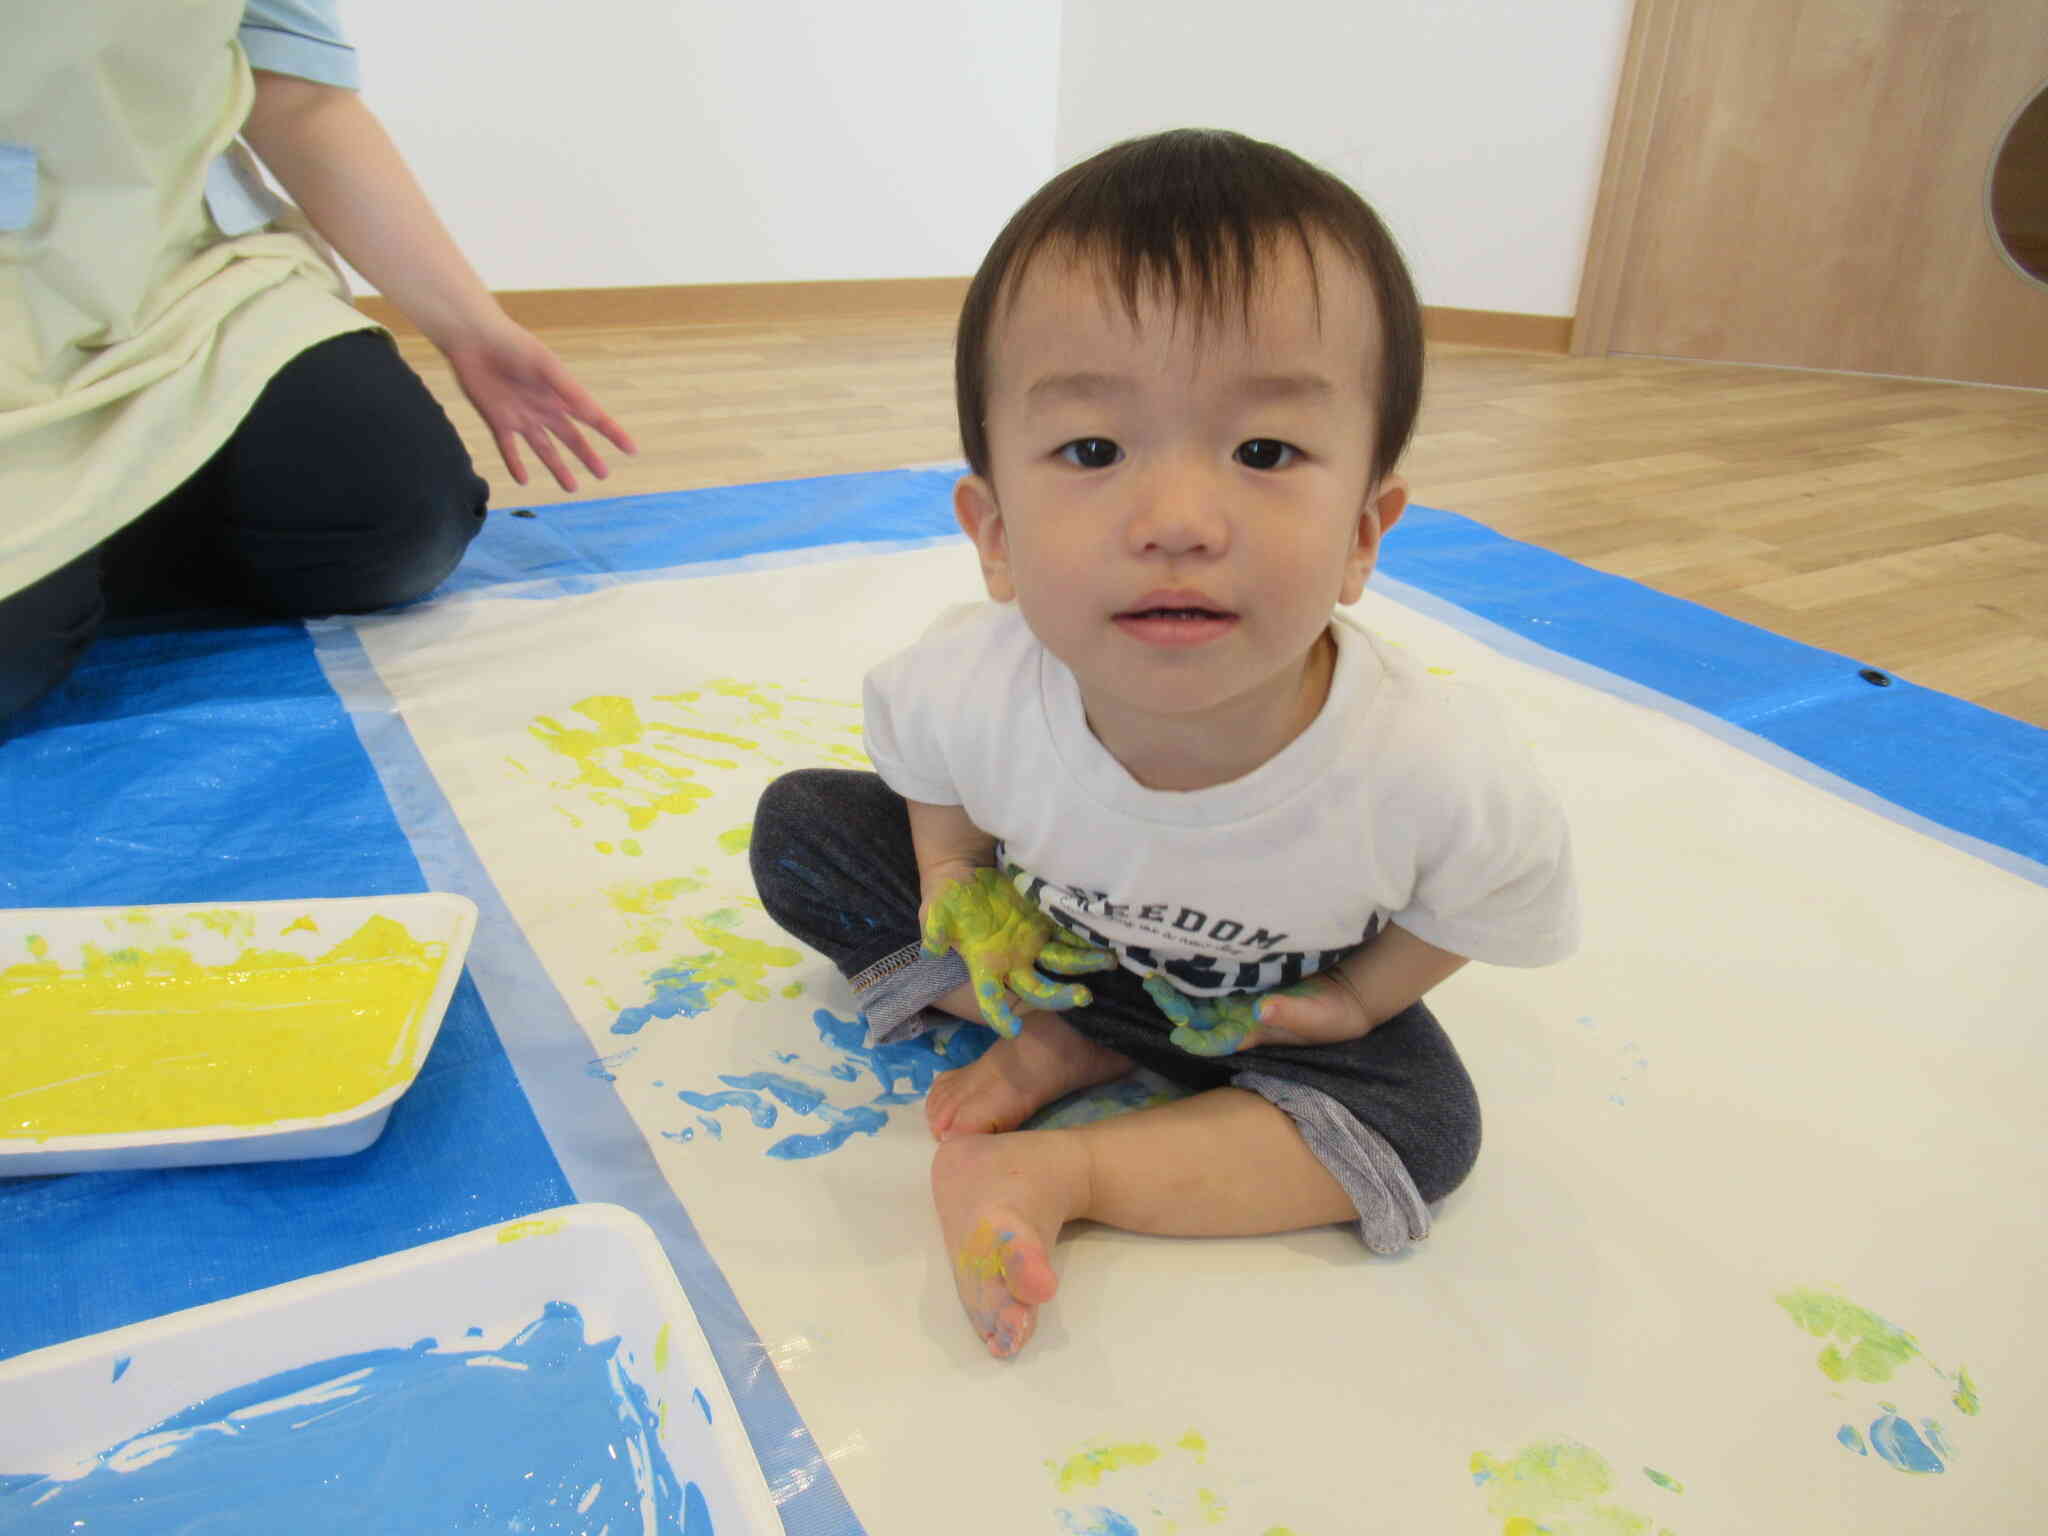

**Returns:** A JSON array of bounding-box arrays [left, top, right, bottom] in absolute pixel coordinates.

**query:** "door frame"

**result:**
[[1571, 0, 1680, 357]]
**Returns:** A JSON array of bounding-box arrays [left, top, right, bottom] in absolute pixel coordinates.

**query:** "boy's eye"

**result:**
[[1234, 439, 1298, 470], [1058, 438, 1123, 469]]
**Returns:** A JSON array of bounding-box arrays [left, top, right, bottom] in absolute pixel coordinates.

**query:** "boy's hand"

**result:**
[[1145, 968, 1375, 1057], [922, 867, 1115, 1037]]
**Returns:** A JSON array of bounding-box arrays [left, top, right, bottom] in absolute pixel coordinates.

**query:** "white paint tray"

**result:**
[[0, 1203, 784, 1533], [0, 893, 477, 1176]]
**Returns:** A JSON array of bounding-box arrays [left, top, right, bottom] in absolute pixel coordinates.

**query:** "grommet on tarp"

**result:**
[[1859, 668, 1893, 687], [508, 508, 538, 519]]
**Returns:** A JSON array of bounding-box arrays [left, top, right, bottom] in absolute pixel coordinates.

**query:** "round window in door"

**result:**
[[1989, 81, 2048, 286]]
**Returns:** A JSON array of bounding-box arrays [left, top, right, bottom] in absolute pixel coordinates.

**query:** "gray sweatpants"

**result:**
[[749, 769, 1483, 1252]]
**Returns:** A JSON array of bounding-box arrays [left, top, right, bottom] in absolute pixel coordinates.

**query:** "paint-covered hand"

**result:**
[[1145, 968, 1374, 1057], [921, 867, 1115, 1037]]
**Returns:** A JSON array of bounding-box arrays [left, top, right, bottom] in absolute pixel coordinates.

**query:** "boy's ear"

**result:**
[[1339, 472, 1408, 605], [954, 474, 1015, 602]]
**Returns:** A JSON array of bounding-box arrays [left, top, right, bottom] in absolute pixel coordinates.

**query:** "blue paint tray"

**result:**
[[0, 1204, 782, 1533]]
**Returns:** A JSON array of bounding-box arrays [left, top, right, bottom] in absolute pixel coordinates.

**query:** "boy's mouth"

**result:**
[[1113, 592, 1238, 645]]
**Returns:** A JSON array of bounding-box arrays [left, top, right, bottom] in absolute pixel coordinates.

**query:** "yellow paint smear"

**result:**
[[0, 916, 445, 1140], [497, 1215, 567, 1243], [1049, 1440, 1161, 1493]]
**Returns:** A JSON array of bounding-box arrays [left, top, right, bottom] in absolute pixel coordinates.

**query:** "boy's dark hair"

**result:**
[[956, 128, 1424, 489]]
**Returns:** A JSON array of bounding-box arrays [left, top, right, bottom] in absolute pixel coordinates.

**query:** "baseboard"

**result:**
[[360, 280, 1572, 355], [1421, 306, 1574, 353], [355, 276, 973, 334]]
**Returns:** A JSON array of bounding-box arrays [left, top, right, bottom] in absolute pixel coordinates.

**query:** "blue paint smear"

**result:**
[[612, 964, 714, 1035], [1057, 1508, 1140, 1536], [682, 1480, 713, 1535], [811, 1009, 995, 1098], [767, 1103, 887, 1160], [665, 1010, 996, 1160], [0, 1303, 698, 1532], [586, 1046, 641, 1081], [1869, 1406, 1945, 1474], [109, 1356, 130, 1384], [1838, 1424, 1868, 1455], [696, 1115, 723, 1140], [694, 1388, 713, 1424], [719, 1072, 828, 1114], [677, 1088, 779, 1129]]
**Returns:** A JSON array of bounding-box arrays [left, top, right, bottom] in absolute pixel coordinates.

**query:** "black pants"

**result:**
[[751, 767, 1483, 1204], [0, 329, 487, 733]]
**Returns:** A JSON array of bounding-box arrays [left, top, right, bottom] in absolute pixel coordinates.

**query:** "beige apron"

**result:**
[[0, 0, 377, 597]]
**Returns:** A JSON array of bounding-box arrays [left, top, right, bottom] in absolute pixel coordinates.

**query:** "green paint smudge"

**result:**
[[1777, 1289, 1922, 1384], [663, 917, 801, 1008], [716, 825, 752, 854], [1952, 1365, 1980, 1416], [1177, 1430, 1208, 1461], [1642, 1468, 1683, 1494], [1469, 1439, 1673, 1536]]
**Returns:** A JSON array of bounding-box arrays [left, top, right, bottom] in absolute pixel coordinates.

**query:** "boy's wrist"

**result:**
[[1322, 963, 1379, 1036], [918, 857, 994, 907]]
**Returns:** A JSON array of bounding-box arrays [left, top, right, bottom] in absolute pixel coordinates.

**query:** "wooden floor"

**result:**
[[390, 312, 2048, 729]]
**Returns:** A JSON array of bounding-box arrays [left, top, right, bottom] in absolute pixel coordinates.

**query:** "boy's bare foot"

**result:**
[[931, 1130, 1090, 1358], [926, 1008, 1132, 1141]]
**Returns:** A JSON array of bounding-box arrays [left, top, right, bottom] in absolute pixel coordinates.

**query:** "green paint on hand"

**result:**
[[1776, 1289, 1922, 1384], [923, 867, 1104, 1036], [1049, 1441, 1162, 1494]]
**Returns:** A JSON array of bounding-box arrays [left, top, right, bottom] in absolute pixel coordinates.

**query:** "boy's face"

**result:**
[[955, 235, 1406, 740]]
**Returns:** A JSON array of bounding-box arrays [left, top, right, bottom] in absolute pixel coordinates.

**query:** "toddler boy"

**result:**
[[752, 129, 1577, 1358]]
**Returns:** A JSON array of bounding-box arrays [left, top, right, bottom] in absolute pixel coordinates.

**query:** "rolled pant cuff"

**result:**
[[1234, 1070, 1433, 1255], [850, 942, 970, 1044]]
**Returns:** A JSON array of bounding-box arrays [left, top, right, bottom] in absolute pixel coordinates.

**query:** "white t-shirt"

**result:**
[[863, 602, 1578, 997]]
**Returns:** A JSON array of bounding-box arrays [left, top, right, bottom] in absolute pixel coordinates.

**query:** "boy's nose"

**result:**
[[1126, 460, 1228, 557]]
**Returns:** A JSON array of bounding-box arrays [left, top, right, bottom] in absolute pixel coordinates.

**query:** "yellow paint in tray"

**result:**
[[1, 915, 447, 1140]]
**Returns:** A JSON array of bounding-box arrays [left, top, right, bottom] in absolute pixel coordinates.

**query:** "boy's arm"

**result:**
[[1148, 922, 1466, 1057], [1317, 923, 1468, 1035], [904, 799, 999, 910], [240, 72, 635, 490]]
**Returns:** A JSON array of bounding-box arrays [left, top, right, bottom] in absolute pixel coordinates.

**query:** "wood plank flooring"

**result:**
[[388, 315, 2048, 728]]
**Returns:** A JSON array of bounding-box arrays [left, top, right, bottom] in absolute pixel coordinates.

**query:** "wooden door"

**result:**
[[1576, 0, 2048, 388]]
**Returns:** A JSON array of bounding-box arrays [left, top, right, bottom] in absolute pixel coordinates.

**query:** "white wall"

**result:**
[[341, 0, 1629, 317], [343, 0, 1061, 291], [1056, 0, 1631, 316]]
